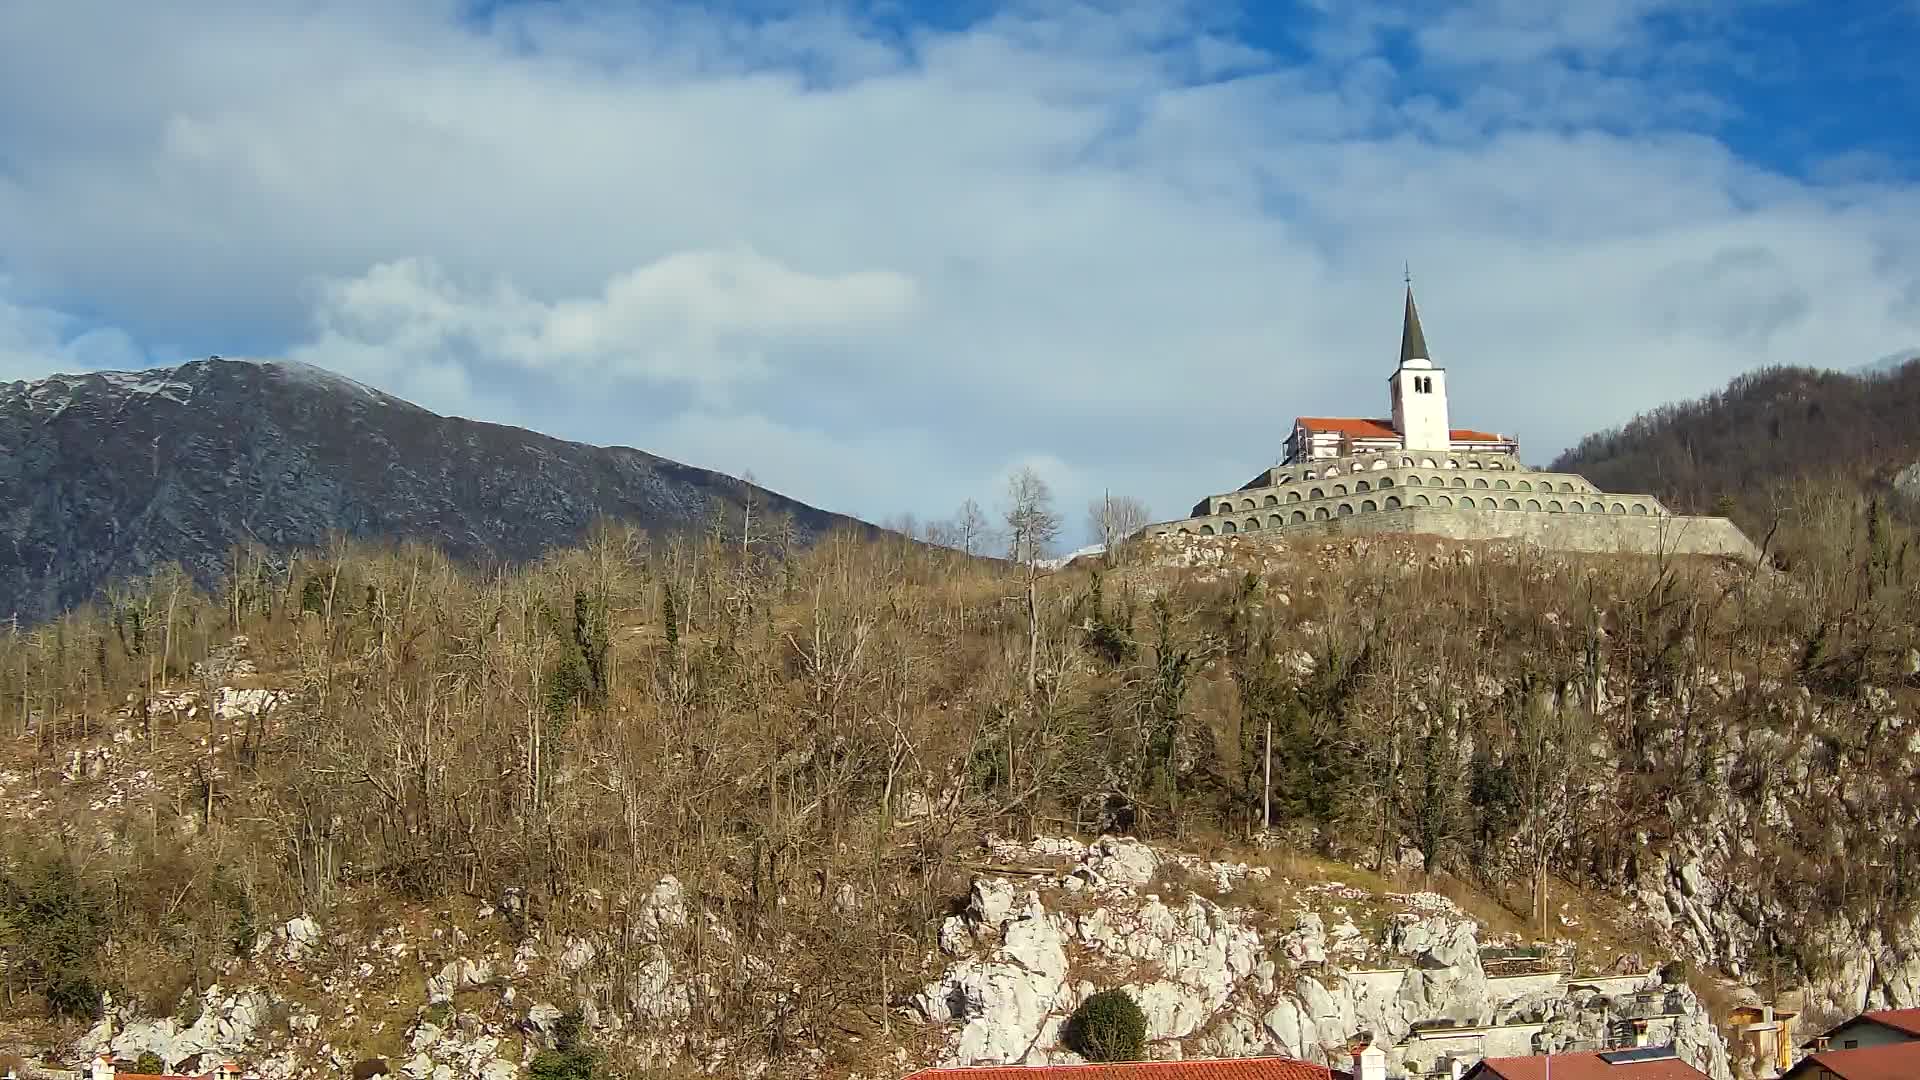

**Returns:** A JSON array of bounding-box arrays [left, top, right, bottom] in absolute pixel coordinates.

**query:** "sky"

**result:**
[[3, 0, 1919, 544]]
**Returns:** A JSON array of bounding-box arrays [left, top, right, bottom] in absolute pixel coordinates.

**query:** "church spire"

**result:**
[[1399, 281, 1430, 365]]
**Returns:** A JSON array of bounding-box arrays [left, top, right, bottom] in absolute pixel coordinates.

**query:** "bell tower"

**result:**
[[1388, 279, 1451, 452]]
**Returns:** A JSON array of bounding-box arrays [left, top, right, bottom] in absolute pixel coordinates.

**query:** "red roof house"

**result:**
[[1803, 1007, 1920, 1049], [901, 1059, 1346, 1080], [1782, 1039, 1920, 1078], [1461, 1047, 1707, 1079], [88, 1056, 244, 1080]]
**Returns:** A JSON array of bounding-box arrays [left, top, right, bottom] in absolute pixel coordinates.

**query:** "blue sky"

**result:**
[[2, 0, 1918, 542]]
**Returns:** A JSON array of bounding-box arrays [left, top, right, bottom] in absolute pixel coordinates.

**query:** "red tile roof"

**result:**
[[1467, 1051, 1707, 1079], [901, 1059, 1343, 1080], [1786, 1040, 1920, 1079], [1295, 417, 1399, 439], [1292, 417, 1509, 443], [1861, 1007, 1920, 1037]]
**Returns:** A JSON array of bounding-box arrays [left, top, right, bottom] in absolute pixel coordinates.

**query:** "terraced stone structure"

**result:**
[[1139, 287, 1759, 562]]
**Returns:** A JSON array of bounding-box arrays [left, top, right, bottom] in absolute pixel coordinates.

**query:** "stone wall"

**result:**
[[1228, 506, 1759, 561]]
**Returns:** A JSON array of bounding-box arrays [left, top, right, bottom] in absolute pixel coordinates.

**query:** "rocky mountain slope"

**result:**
[[0, 357, 869, 623]]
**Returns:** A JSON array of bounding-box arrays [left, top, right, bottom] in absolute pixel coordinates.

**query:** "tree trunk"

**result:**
[[1262, 716, 1272, 833], [1026, 572, 1039, 696]]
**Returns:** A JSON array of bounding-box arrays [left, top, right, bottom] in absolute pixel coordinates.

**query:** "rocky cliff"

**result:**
[[32, 829, 1732, 1080], [0, 357, 868, 622]]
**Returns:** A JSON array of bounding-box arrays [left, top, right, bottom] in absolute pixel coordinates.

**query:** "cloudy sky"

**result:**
[[3, 1, 1918, 541]]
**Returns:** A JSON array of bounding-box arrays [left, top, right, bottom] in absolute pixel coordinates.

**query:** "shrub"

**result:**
[[1063, 988, 1148, 1063], [528, 1049, 596, 1080], [137, 1053, 165, 1074], [0, 851, 112, 1018]]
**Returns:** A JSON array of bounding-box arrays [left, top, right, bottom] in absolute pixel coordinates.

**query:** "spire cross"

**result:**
[[1404, 262, 1412, 287]]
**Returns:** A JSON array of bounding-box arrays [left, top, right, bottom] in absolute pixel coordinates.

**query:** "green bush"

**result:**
[[137, 1052, 166, 1074], [1063, 988, 1148, 1063], [0, 850, 113, 1018], [528, 1048, 596, 1080], [529, 1010, 596, 1080]]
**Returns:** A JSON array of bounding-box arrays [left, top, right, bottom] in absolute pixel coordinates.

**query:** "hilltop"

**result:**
[[1550, 359, 1920, 552], [1, 497, 1916, 1078]]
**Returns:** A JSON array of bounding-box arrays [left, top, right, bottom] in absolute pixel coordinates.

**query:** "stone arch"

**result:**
[[1355, 479, 1372, 493], [1311, 488, 1325, 500], [1610, 502, 1626, 515], [1276, 474, 1293, 485], [1517, 480, 1533, 491], [1304, 470, 1317, 481], [1437, 495, 1454, 507], [1337, 503, 1354, 516], [1559, 482, 1575, 492], [1415, 494, 1430, 507], [1385, 495, 1402, 509], [1589, 501, 1604, 513], [1314, 506, 1331, 520], [1333, 483, 1348, 496], [1263, 494, 1278, 507], [1473, 477, 1490, 489], [1177, 527, 1192, 535], [1408, 475, 1424, 486], [1420, 457, 1438, 468], [1241, 498, 1256, 511], [1495, 479, 1511, 490], [1290, 510, 1307, 524], [1445, 458, 1460, 469], [1488, 459, 1504, 470], [1451, 476, 1467, 488], [1287, 490, 1302, 503], [1503, 498, 1520, 510], [1568, 502, 1584, 513], [1217, 502, 1233, 515], [1468, 460, 1484, 470], [1200, 524, 1216, 534], [1631, 503, 1649, 515], [1361, 499, 1378, 512], [1372, 458, 1388, 470], [1380, 476, 1395, 487], [1548, 500, 1563, 512], [1222, 520, 1238, 533], [1323, 464, 1341, 477], [1401, 456, 1415, 467], [1245, 518, 1261, 531]]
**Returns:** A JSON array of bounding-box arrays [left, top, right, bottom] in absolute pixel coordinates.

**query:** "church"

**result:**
[[1282, 287, 1518, 464], [1136, 287, 1759, 561]]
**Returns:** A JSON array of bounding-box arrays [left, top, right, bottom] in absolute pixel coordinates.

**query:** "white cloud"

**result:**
[[0, 0, 1917, 545], [292, 251, 916, 402]]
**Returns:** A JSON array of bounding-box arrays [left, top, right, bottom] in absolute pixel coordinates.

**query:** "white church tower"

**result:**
[[1388, 283, 1451, 452]]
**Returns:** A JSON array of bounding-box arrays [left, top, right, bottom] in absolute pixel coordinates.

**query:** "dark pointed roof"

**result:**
[[1400, 284, 1430, 364]]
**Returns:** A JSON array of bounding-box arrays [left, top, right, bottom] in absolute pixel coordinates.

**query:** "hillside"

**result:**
[[1550, 360, 1920, 550], [0, 357, 870, 624], [2, 493, 1917, 1079]]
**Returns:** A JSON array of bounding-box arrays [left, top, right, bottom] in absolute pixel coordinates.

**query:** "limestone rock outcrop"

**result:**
[[911, 836, 1733, 1079]]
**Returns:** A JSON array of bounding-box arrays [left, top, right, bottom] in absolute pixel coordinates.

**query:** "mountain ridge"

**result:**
[[0, 356, 872, 622]]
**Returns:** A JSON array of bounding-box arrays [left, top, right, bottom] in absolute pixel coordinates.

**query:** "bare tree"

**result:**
[[1004, 468, 1061, 695], [954, 498, 991, 558], [1086, 493, 1153, 559]]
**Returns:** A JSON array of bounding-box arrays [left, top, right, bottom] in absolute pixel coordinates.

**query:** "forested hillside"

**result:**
[[1, 480, 1917, 1077], [1551, 359, 1920, 551]]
